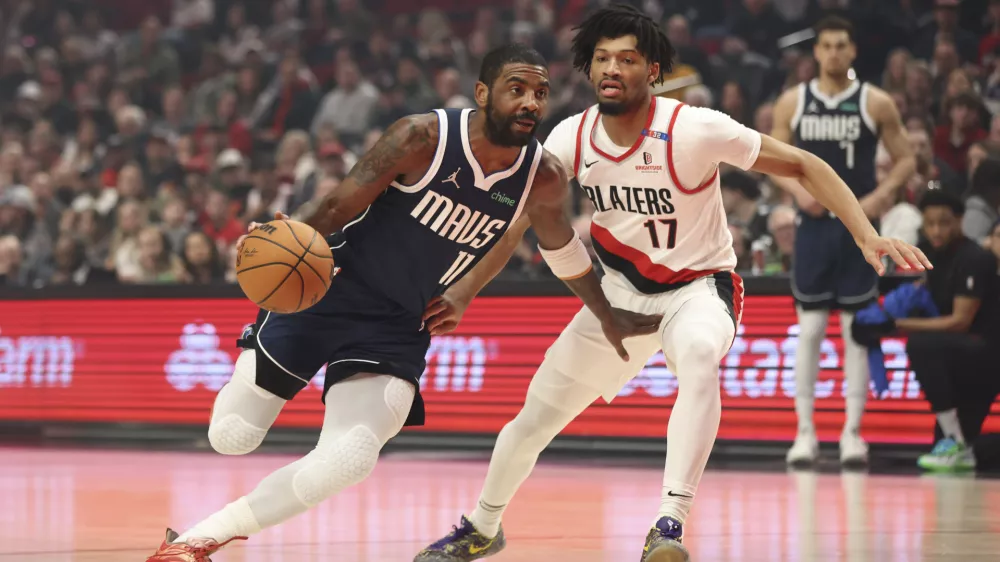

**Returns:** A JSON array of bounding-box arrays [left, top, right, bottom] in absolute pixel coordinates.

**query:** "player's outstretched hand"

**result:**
[[860, 235, 933, 276], [601, 308, 664, 361], [423, 292, 470, 336], [237, 212, 290, 250]]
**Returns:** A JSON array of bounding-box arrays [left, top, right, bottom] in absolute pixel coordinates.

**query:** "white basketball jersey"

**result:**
[[545, 97, 761, 294]]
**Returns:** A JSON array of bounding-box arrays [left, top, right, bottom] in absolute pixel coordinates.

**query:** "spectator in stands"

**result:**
[[909, 125, 963, 195], [115, 15, 180, 110], [753, 204, 795, 276], [180, 231, 225, 284], [395, 55, 438, 115], [46, 234, 115, 286], [0, 235, 26, 286], [880, 167, 928, 248], [903, 190, 1000, 472], [934, 92, 988, 175], [719, 80, 750, 125], [728, 0, 787, 59], [721, 170, 769, 244], [311, 59, 380, 145], [915, 0, 981, 63], [435, 68, 474, 109], [963, 157, 1000, 242], [882, 48, 911, 91], [906, 60, 935, 117]]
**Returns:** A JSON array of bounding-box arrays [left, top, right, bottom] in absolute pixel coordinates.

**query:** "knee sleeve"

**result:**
[[292, 425, 381, 507], [383, 377, 416, 432], [208, 350, 286, 455]]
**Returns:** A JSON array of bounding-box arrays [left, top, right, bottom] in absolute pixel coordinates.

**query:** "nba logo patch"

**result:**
[[643, 152, 653, 165]]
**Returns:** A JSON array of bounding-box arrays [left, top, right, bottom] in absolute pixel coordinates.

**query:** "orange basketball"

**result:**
[[235, 220, 335, 314]]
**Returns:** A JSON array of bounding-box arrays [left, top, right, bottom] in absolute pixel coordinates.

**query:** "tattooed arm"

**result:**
[[303, 113, 439, 236]]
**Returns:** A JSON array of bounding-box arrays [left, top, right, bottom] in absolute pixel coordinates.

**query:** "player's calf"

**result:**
[[206, 350, 286, 456]]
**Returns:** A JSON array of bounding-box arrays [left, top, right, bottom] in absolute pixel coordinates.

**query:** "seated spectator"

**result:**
[[985, 220, 1000, 256], [0, 235, 27, 286], [720, 170, 769, 244], [752, 204, 795, 275], [179, 231, 225, 284], [934, 92, 988, 176], [124, 225, 184, 284], [45, 234, 115, 286], [881, 172, 928, 248], [963, 157, 1000, 242], [901, 190, 1000, 472]]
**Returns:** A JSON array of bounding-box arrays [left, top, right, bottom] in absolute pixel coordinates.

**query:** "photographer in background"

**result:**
[[897, 190, 1000, 472]]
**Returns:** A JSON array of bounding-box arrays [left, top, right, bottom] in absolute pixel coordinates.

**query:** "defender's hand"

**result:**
[[859, 235, 933, 275], [600, 308, 664, 361], [237, 211, 290, 250], [423, 292, 471, 336]]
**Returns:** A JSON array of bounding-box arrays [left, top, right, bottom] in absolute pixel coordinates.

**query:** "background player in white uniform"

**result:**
[[415, 6, 931, 562], [770, 16, 916, 467]]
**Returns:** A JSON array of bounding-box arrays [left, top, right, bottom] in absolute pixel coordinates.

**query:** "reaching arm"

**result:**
[[750, 134, 931, 273], [303, 113, 439, 236], [528, 151, 660, 359], [861, 87, 916, 216], [443, 215, 531, 306], [895, 296, 981, 332], [769, 86, 824, 215]]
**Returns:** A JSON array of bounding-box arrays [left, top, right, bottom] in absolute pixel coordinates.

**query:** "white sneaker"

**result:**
[[787, 431, 819, 465], [839, 431, 869, 466]]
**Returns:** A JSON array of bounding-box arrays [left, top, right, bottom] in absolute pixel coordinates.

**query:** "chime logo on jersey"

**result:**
[[410, 190, 507, 249]]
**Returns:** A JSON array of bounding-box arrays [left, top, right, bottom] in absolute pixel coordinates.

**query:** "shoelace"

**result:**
[[429, 524, 475, 550]]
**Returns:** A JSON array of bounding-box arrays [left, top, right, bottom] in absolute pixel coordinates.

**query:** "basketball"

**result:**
[[236, 220, 335, 314]]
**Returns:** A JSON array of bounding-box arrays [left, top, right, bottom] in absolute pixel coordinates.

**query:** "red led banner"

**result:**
[[1, 296, 994, 444]]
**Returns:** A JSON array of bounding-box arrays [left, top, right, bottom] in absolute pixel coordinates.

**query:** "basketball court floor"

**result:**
[[2, 447, 999, 561]]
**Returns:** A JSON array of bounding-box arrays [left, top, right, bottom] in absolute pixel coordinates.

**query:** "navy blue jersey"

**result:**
[[329, 108, 542, 316], [792, 80, 879, 199]]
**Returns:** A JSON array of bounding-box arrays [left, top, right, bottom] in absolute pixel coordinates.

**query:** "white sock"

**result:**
[[657, 479, 697, 525], [176, 497, 261, 544], [936, 409, 966, 444], [657, 303, 735, 527], [794, 308, 829, 435], [468, 371, 595, 538], [839, 311, 869, 435]]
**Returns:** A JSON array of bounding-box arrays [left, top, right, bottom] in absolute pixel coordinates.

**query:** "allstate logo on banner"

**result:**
[[164, 323, 233, 391], [0, 328, 81, 388]]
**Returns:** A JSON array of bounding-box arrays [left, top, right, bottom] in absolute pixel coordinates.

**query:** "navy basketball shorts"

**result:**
[[237, 267, 431, 426], [791, 215, 879, 311]]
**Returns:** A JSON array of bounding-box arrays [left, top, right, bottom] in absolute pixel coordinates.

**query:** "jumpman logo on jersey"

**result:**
[[807, 101, 819, 113], [443, 168, 461, 189]]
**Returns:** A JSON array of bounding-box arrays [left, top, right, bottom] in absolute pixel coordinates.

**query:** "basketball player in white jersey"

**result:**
[[415, 5, 930, 562], [770, 16, 916, 467]]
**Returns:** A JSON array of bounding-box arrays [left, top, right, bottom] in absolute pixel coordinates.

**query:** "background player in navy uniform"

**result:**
[[146, 44, 663, 562], [771, 16, 916, 466]]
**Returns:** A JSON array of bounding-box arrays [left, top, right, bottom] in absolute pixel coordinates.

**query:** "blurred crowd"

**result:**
[[0, 0, 999, 288]]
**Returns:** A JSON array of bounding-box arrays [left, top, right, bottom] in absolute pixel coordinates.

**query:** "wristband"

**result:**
[[538, 231, 593, 280]]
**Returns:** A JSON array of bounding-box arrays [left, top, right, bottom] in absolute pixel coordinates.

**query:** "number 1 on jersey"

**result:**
[[440, 250, 475, 285], [643, 219, 677, 249], [839, 140, 855, 170]]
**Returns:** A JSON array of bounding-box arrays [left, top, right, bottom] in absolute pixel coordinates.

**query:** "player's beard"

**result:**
[[484, 92, 539, 147]]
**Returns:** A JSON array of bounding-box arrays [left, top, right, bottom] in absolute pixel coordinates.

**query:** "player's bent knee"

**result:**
[[383, 377, 416, 434], [292, 425, 381, 507], [206, 350, 284, 455], [674, 335, 725, 385], [208, 413, 269, 455]]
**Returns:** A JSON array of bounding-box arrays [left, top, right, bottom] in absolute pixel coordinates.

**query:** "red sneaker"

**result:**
[[145, 528, 247, 562]]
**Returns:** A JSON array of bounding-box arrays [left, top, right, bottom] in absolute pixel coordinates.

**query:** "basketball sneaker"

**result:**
[[786, 430, 819, 466], [839, 430, 869, 466], [145, 529, 246, 562], [413, 516, 506, 561], [917, 438, 976, 472], [641, 517, 690, 562]]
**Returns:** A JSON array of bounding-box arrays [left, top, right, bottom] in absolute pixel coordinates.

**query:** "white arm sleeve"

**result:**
[[670, 107, 762, 187], [542, 115, 583, 180]]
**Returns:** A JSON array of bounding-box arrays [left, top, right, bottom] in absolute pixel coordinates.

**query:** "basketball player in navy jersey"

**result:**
[[145, 44, 663, 562], [770, 16, 917, 466]]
